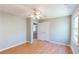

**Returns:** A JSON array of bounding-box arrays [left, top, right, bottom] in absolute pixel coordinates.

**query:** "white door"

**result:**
[[38, 22, 50, 41]]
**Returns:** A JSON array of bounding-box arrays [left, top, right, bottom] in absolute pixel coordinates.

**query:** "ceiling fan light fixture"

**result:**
[[28, 8, 42, 20]]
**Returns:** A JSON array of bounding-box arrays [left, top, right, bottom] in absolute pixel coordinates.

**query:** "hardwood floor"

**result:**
[[0, 40, 72, 54]]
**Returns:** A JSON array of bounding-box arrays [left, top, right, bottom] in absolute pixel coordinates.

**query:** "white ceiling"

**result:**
[[0, 4, 78, 19]]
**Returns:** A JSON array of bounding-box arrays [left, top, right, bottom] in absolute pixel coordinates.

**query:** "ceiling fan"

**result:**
[[29, 8, 42, 20]]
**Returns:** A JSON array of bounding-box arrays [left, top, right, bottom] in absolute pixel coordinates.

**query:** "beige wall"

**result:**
[[0, 12, 26, 51], [39, 16, 71, 45]]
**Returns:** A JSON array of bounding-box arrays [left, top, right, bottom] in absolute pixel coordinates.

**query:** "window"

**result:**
[[72, 16, 78, 45]]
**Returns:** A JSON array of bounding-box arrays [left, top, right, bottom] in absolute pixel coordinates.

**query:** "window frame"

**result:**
[[71, 15, 78, 46]]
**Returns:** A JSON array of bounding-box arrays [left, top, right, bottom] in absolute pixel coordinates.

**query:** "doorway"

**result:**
[[33, 23, 38, 39]]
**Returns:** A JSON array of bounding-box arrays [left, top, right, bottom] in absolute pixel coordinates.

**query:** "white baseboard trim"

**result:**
[[50, 40, 70, 46], [70, 46, 74, 54], [0, 40, 70, 52], [26, 41, 32, 44], [70, 45, 78, 54], [38, 39, 70, 46], [0, 42, 26, 52], [0, 40, 32, 52]]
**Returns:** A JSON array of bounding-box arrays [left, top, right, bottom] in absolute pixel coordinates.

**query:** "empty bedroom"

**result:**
[[0, 4, 79, 54]]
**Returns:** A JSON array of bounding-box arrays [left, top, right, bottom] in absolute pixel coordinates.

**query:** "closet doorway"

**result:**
[[33, 23, 38, 39]]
